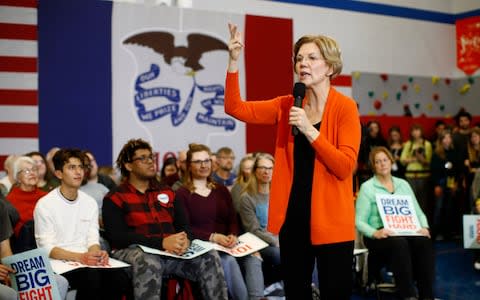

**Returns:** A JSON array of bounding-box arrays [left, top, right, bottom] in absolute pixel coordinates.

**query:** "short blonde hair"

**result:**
[[293, 35, 343, 79]]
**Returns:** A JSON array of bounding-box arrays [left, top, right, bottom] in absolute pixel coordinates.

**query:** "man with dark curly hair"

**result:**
[[102, 138, 228, 299]]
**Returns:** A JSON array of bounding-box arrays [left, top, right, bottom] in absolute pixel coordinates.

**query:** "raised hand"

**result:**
[[227, 23, 244, 72]]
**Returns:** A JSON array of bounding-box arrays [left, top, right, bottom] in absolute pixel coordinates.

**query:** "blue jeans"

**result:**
[[239, 254, 264, 299], [220, 252, 264, 300], [54, 273, 69, 299]]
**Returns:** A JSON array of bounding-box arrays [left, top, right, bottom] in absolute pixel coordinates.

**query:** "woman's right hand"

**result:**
[[212, 233, 238, 248], [227, 23, 243, 72]]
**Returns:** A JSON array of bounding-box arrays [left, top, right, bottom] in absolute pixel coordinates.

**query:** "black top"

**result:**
[[284, 122, 321, 236]]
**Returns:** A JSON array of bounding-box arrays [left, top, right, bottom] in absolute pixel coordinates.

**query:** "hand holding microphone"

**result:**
[[291, 82, 306, 136]]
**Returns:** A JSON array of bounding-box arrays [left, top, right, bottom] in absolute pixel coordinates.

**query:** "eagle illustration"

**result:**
[[123, 31, 228, 72]]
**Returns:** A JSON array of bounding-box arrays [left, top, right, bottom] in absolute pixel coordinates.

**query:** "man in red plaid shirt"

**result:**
[[102, 138, 227, 299]]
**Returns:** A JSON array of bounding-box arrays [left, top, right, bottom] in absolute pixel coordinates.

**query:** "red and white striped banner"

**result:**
[[0, 0, 38, 172]]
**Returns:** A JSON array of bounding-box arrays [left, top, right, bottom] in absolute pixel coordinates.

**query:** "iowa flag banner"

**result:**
[[112, 4, 292, 162]]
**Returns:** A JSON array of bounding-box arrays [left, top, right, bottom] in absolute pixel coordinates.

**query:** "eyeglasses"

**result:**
[[131, 155, 155, 164], [191, 159, 212, 166], [257, 166, 273, 171], [18, 167, 38, 175]]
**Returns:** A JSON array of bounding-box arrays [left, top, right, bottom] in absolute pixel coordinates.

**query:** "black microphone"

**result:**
[[292, 82, 306, 136]]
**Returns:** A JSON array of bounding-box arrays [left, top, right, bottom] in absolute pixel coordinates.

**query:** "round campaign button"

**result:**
[[158, 193, 169, 204]]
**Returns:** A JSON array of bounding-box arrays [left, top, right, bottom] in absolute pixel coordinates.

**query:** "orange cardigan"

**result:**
[[225, 72, 361, 244]]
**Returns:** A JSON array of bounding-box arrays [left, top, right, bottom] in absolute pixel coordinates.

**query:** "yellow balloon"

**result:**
[[459, 83, 471, 94], [414, 84, 421, 93]]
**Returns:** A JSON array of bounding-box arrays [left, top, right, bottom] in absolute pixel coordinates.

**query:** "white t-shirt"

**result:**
[[34, 187, 100, 255]]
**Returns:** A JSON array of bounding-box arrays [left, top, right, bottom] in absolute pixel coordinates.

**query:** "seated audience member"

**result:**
[[355, 146, 434, 300], [159, 156, 179, 187], [45, 147, 61, 187], [212, 146, 237, 190], [0, 200, 69, 300], [7, 156, 48, 252], [171, 149, 187, 191], [176, 143, 263, 300], [84, 150, 117, 191], [80, 152, 109, 220], [79, 151, 110, 251], [430, 130, 463, 240], [237, 153, 282, 288], [0, 154, 18, 196], [231, 154, 255, 212], [102, 139, 228, 300], [98, 165, 121, 185], [25, 151, 58, 191], [210, 152, 219, 173], [34, 148, 132, 300]]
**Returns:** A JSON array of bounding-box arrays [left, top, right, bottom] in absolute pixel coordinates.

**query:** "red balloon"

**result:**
[[374, 99, 382, 110]]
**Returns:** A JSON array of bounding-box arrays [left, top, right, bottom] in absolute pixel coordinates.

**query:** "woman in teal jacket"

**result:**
[[356, 146, 434, 300]]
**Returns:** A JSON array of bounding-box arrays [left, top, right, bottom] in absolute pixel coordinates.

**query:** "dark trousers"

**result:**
[[279, 223, 353, 300], [364, 236, 434, 299], [63, 267, 132, 300]]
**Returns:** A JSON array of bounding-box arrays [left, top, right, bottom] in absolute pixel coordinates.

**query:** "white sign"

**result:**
[[139, 232, 268, 259], [2, 248, 61, 300], [376, 194, 422, 236], [49, 257, 130, 275], [463, 215, 480, 249]]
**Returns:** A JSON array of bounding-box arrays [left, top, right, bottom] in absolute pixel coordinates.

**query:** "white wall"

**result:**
[[113, 0, 479, 80], [183, 0, 464, 84]]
